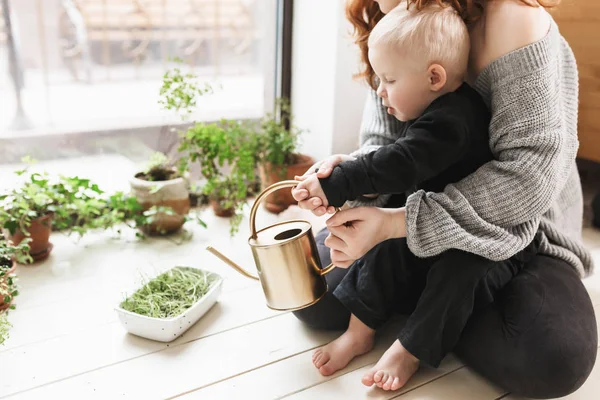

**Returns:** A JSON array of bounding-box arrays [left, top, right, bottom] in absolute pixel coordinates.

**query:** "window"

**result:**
[[0, 0, 288, 200], [0, 0, 279, 134]]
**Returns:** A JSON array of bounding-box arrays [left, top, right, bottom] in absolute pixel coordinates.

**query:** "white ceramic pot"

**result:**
[[115, 269, 223, 342], [129, 171, 191, 235]]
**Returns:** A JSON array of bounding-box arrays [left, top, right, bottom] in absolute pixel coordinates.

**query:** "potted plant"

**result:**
[[115, 266, 223, 342], [0, 238, 31, 311], [256, 98, 314, 213], [0, 165, 128, 260], [0, 168, 59, 261], [178, 119, 259, 236], [208, 178, 237, 218], [129, 152, 193, 235], [0, 162, 158, 259]]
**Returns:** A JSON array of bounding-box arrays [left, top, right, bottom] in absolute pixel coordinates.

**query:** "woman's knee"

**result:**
[[504, 326, 597, 398], [292, 227, 351, 330], [456, 255, 598, 398], [292, 292, 350, 330], [457, 307, 597, 399], [519, 259, 598, 397], [492, 331, 596, 399]]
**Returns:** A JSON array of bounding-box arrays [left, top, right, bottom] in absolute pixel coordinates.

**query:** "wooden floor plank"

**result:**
[[4, 314, 337, 400], [2, 276, 256, 351], [0, 284, 280, 397], [389, 367, 504, 400], [174, 321, 403, 400], [2, 247, 257, 351], [266, 280, 600, 400], [12, 226, 257, 311], [280, 353, 463, 400]]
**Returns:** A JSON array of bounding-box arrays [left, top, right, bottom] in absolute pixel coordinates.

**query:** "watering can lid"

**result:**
[[248, 220, 312, 248]]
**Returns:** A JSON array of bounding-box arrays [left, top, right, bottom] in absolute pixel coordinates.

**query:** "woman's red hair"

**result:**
[[346, 0, 561, 89]]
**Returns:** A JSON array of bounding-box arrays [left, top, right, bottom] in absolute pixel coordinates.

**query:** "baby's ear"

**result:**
[[427, 64, 447, 92]]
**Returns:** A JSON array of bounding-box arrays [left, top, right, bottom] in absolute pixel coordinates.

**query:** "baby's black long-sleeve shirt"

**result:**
[[320, 83, 493, 208]]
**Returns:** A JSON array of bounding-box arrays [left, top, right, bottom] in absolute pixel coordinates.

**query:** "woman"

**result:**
[[291, 0, 598, 397]]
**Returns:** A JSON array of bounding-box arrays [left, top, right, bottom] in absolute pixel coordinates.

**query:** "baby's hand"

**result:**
[[293, 174, 329, 210]]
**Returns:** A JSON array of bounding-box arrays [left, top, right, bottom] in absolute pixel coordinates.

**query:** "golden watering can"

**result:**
[[206, 180, 338, 311]]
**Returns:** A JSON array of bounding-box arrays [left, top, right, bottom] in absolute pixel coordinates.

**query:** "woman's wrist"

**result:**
[[384, 207, 407, 239]]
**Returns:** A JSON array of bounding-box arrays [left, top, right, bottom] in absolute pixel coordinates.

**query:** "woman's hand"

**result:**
[[325, 207, 407, 268], [291, 154, 357, 216]]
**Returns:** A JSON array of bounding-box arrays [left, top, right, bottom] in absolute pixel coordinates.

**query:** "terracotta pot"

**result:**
[[0, 262, 16, 311], [129, 171, 191, 235], [210, 200, 235, 218], [258, 153, 315, 214], [6, 213, 54, 262]]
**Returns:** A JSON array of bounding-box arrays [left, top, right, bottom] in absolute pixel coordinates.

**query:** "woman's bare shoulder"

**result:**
[[472, 1, 551, 73]]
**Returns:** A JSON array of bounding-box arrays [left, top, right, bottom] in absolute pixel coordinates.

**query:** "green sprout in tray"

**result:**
[[120, 267, 218, 319]]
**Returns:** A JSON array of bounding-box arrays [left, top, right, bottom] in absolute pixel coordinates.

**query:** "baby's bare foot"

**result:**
[[361, 339, 419, 391], [312, 316, 375, 376]]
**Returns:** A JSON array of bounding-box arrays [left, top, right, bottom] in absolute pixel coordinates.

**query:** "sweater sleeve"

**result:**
[[405, 39, 578, 261], [321, 111, 469, 208]]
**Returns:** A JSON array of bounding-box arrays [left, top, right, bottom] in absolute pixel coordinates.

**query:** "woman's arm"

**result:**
[[405, 9, 576, 261]]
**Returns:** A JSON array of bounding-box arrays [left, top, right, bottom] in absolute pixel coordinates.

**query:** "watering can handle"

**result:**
[[249, 180, 338, 276]]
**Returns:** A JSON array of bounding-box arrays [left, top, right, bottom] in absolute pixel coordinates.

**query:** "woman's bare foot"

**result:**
[[361, 339, 420, 391], [313, 314, 375, 376]]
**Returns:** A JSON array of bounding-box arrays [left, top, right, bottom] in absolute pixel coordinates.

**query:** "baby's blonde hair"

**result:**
[[368, 1, 470, 83]]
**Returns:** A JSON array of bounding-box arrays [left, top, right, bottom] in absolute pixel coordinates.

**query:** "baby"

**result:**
[[292, 1, 536, 392]]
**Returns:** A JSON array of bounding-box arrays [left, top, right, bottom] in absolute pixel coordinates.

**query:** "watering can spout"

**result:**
[[206, 246, 259, 281]]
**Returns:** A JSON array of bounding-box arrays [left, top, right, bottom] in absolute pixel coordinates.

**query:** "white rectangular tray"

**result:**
[[115, 267, 223, 342]]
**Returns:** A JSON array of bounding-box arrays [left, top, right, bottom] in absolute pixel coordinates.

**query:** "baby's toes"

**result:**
[[312, 349, 322, 362], [319, 363, 335, 376], [376, 371, 388, 388], [373, 370, 385, 384], [315, 352, 330, 368], [361, 370, 376, 386], [382, 374, 395, 391], [391, 377, 402, 391]]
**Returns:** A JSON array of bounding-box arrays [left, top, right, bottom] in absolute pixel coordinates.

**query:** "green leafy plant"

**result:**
[[0, 168, 58, 238], [50, 175, 115, 236], [120, 267, 218, 318], [178, 119, 259, 235], [159, 58, 215, 119], [0, 160, 169, 248], [0, 238, 27, 312], [97, 191, 147, 236], [0, 166, 144, 240], [257, 98, 304, 172], [0, 270, 18, 312], [0, 313, 10, 346], [1, 237, 32, 266]]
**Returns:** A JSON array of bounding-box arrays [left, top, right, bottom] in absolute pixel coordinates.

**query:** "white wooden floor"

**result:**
[[1, 156, 600, 399]]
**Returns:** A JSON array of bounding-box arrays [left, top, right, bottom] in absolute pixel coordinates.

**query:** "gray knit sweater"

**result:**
[[349, 19, 593, 278]]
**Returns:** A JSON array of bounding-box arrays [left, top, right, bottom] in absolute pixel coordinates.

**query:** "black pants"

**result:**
[[293, 228, 598, 399], [333, 237, 537, 368]]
